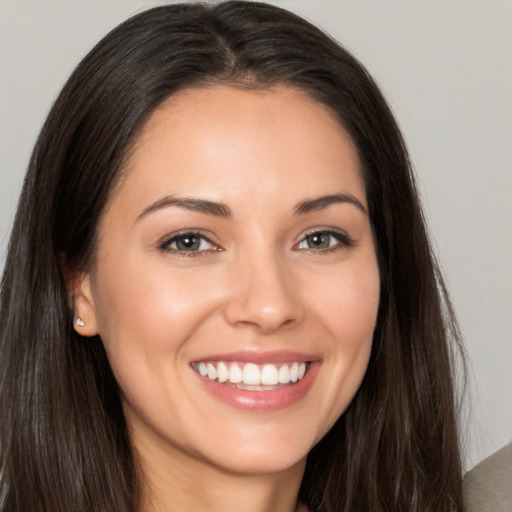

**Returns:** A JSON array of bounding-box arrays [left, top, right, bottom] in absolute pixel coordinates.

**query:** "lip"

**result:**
[[190, 350, 317, 365], [190, 351, 321, 411]]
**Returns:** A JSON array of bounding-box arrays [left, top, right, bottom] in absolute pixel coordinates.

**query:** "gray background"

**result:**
[[1, 0, 511, 470]]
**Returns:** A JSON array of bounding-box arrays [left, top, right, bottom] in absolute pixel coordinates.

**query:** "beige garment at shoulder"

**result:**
[[463, 442, 512, 512]]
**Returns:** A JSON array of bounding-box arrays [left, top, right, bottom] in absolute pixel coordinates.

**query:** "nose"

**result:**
[[223, 252, 305, 334]]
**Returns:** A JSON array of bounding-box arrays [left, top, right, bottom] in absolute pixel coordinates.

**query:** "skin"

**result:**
[[73, 85, 380, 512]]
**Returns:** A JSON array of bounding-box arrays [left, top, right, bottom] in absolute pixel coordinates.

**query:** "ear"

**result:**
[[64, 261, 100, 337], [71, 272, 100, 337]]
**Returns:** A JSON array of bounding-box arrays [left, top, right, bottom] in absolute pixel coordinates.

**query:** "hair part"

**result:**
[[0, 2, 466, 511]]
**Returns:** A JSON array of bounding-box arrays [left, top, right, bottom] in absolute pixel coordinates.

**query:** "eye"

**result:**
[[160, 232, 218, 255], [295, 229, 352, 251]]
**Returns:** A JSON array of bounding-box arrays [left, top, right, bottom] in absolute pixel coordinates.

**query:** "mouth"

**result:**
[[191, 361, 309, 390], [190, 351, 319, 410]]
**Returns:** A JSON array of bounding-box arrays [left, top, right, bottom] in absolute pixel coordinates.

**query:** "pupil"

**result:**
[[308, 233, 329, 248], [177, 236, 199, 250]]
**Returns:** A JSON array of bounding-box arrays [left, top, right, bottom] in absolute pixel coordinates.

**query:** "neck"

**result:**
[[134, 430, 307, 512]]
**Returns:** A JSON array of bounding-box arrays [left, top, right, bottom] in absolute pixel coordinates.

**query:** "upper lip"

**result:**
[[190, 350, 319, 365]]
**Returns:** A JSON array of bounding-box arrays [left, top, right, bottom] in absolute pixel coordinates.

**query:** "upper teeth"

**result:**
[[195, 361, 307, 386]]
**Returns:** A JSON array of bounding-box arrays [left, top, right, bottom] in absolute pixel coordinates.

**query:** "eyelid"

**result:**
[[158, 229, 221, 256], [294, 227, 354, 251]]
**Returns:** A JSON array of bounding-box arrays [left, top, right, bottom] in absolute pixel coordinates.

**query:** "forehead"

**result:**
[[109, 84, 365, 217]]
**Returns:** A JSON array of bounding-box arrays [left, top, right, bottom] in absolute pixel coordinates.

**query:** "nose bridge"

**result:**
[[224, 244, 303, 332]]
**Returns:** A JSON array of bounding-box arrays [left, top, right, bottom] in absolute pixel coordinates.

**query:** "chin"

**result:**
[[203, 444, 310, 476], [182, 418, 322, 476]]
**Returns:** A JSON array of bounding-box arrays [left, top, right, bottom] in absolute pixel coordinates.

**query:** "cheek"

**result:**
[[92, 257, 216, 345], [89, 260, 211, 411], [304, 257, 379, 427], [313, 258, 380, 344]]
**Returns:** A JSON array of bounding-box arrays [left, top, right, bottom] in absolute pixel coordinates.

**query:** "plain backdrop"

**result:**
[[1, 0, 511, 471]]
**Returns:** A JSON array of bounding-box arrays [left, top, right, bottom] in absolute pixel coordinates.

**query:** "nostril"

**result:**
[[222, 261, 305, 332], [223, 297, 303, 333]]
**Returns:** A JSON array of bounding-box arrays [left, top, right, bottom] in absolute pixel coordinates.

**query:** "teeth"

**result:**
[[195, 361, 308, 387], [290, 362, 299, 383], [228, 364, 243, 384], [278, 364, 290, 384], [243, 363, 260, 385], [261, 364, 279, 385], [206, 363, 217, 380], [217, 361, 229, 383], [198, 362, 208, 377]]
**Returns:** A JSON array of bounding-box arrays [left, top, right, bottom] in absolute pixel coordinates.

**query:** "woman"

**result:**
[[0, 2, 466, 511]]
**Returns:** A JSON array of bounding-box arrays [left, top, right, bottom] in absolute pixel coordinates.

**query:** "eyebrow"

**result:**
[[294, 193, 368, 216], [137, 192, 367, 222], [137, 196, 232, 220]]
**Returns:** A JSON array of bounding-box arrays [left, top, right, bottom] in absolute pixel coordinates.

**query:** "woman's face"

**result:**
[[77, 85, 380, 475]]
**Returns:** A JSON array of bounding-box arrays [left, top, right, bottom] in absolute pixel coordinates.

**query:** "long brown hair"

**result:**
[[0, 2, 466, 511]]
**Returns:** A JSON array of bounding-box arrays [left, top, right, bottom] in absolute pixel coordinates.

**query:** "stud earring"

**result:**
[[75, 317, 85, 327]]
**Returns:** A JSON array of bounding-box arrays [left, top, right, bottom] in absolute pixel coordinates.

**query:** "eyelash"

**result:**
[[159, 231, 218, 258], [158, 228, 354, 257], [294, 228, 354, 253]]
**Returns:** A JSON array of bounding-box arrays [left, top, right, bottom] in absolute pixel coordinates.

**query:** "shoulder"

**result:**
[[463, 442, 512, 512]]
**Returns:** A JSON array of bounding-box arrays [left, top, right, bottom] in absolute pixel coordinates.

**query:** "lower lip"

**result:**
[[194, 362, 320, 411]]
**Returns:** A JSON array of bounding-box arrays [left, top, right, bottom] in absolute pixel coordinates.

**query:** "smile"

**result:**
[[192, 361, 308, 389]]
